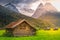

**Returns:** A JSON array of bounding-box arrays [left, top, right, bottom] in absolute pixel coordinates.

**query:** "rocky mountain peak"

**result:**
[[32, 3, 57, 18]]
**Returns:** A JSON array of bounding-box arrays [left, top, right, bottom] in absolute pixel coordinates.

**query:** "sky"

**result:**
[[43, 0, 60, 11], [0, 0, 60, 11], [51, 0, 60, 11], [29, 0, 60, 11]]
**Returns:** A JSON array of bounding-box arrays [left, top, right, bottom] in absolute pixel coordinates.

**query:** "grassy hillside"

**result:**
[[39, 12, 60, 28]]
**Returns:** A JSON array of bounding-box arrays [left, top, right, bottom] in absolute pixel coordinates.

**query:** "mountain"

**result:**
[[32, 3, 44, 18], [4, 3, 19, 13], [32, 3, 57, 18], [39, 12, 60, 27], [32, 2, 60, 28], [19, 7, 34, 16], [4, 3, 34, 17], [44, 3, 57, 12], [0, 5, 51, 29]]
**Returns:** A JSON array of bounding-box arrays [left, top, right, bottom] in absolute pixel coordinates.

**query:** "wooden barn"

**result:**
[[5, 19, 37, 36]]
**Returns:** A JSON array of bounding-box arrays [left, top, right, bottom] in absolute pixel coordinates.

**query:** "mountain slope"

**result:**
[[32, 3, 60, 28], [39, 12, 60, 28], [4, 3, 34, 17], [5, 3, 19, 13], [0, 5, 50, 29], [44, 3, 57, 12], [32, 3, 57, 18]]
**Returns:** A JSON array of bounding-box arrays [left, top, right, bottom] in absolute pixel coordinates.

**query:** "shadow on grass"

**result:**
[[0, 32, 14, 37]]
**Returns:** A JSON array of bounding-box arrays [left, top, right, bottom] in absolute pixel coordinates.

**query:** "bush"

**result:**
[[2, 32, 13, 37]]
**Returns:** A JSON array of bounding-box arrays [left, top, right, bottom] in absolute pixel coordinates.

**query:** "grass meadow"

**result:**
[[0, 28, 60, 40]]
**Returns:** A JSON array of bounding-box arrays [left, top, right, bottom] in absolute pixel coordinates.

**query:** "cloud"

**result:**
[[0, 0, 39, 5], [12, 0, 39, 4], [0, 0, 13, 5]]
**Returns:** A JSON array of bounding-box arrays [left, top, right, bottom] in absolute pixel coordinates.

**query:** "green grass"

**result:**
[[0, 29, 60, 40]]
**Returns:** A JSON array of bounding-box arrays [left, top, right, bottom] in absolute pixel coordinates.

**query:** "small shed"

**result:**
[[5, 19, 37, 36], [53, 27, 58, 30]]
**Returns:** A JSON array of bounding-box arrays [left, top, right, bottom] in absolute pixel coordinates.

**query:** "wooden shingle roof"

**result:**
[[5, 19, 38, 30]]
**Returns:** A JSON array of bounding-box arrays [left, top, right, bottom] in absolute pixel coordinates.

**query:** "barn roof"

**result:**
[[5, 19, 38, 30]]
